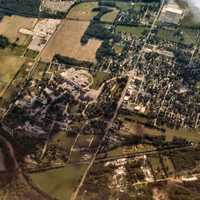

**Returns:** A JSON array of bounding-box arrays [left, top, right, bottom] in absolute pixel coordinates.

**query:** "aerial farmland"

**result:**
[[0, 0, 200, 200]]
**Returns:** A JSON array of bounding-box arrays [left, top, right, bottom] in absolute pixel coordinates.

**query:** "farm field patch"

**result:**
[[0, 15, 37, 46], [31, 164, 87, 200], [41, 20, 102, 62]]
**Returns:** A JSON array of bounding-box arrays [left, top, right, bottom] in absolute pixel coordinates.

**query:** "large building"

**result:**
[[159, 0, 184, 24]]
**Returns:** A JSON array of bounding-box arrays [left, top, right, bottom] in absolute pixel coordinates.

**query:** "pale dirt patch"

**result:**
[[153, 187, 169, 200], [41, 20, 102, 63]]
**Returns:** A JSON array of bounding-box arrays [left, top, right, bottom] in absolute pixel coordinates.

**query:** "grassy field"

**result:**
[[41, 20, 102, 62], [116, 1, 132, 11], [0, 55, 26, 95], [157, 28, 197, 45], [90, 71, 111, 89], [116, 25, 147, 37], [0, 16, 37, 46], [67, 2, 98, 21], [101, 8, 119, 23], [31, 164, 87, 200]]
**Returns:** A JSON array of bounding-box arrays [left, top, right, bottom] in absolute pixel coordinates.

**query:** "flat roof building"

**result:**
[[159, 0, 184, 24]]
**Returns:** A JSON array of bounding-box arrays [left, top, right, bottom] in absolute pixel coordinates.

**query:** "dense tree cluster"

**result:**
[[81, 22, 113, 44], [96, 40, 116, 61], [0, 35, 9, 48]]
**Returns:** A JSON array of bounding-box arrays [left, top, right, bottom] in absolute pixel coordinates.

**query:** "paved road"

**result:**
[[70, 1, 166, 199]]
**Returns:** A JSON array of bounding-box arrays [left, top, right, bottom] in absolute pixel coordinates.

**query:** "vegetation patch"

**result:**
[[116, 25, 147, 37], [31, 164, 87, 200]]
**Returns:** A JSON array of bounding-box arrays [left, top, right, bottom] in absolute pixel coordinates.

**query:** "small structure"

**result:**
[[159, 0, 184, 24]]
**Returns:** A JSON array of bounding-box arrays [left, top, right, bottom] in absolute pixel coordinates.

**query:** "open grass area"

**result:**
[[31, 164, 87, 200], [0, 55, 26, 95], [0, 15, 37, 46], [116, 25, 147, 37], [165, 128, 200, 143], [24, 49, 39, 59], [67, 2, 98, 21], [100, 8, 119, 23], [90, 71, 111, 89], [116, 1, 132, 11], [119, 112, 200, 143], [157, 28, 197, 45], [41, 20, 102, 63]]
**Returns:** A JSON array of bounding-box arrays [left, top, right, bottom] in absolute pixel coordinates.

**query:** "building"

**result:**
[[159, 0, 184, 24]]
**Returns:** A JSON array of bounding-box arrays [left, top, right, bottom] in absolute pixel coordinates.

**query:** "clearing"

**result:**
[[31, 164, 87, 200], [116, 25, 147, 37], [66, 2, 98, 21]]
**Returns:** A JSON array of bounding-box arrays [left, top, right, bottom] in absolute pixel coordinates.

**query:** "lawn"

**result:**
[[0, 15, 37, 46], [157, 28, 197, 45], [116, 25, 147, 37], [67, 2, 98, 21], [31, 164, 87, 200], [118, 112, 200, 143], [116, 1, 132, 11]]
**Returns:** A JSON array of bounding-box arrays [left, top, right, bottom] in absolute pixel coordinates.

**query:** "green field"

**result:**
[[101, 8, 119, 23], [116, 1, 132, 11], [31, 164, 87, 200], [157, 28, 197, 45], [119, 112, 200, 143], [90, 71, 111, 89], [116, 25, 147, 37]]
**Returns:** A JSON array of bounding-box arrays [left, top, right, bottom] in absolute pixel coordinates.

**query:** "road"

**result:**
[[70, 1, 166, 200], [66, 144, 192, 165]]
